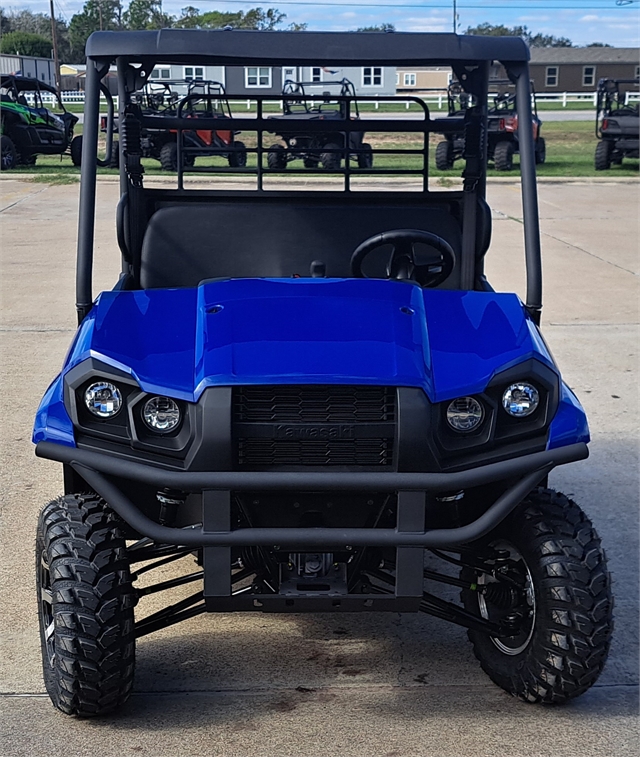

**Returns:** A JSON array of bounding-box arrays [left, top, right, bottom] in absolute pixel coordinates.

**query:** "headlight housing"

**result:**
[[142, 396, 181, 433], [446, 396, 484, 432], [84, 381, 122, 418], [502, 383, 540, 417]]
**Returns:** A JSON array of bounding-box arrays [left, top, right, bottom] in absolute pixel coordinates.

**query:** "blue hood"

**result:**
[[63, 278, 555, 403]]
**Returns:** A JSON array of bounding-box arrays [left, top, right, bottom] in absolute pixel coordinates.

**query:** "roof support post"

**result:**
[[513, 64, 543, 322], [75, 57, 101, 324], [454, 61, 489, 291]]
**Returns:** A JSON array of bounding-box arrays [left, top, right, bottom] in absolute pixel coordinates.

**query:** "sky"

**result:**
[[14, 0, 640, 47]]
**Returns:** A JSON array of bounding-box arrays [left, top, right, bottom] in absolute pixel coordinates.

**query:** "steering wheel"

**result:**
[[350, 229, 455, 288]]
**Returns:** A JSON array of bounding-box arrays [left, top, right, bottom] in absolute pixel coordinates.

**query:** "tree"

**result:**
[[68, 0, 123, 61], [0, 8, 72, 61], [0, 7, 11, 36], [123, 0, 172, 30], [356, 23, 395, 32], [0, 31, 52, 57], [586, 42, 613, 47], [174, 6, 201, 28], [67, 2, 306, 59], [174, 6, 306, 31], [464, 23, 572, 48]]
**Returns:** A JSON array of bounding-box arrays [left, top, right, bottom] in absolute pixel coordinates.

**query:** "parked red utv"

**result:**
[[72, 79, 248, 171], [435, 79, 545, 171]]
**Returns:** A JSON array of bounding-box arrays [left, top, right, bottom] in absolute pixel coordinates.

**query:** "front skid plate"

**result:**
[[203, 594, 422, 612]]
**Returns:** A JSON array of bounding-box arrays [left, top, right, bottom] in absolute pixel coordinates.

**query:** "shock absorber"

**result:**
[[482, 582, 522, 610]]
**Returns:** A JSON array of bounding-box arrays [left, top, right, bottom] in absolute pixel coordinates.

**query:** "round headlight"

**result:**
[[142, 396, 181, 433], [446, 396, 484, 432], [502, 383, 540, 417], [84, 381, 122, 418]]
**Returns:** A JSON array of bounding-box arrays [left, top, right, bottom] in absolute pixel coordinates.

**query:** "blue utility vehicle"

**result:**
[[33, 29, 612, 716]]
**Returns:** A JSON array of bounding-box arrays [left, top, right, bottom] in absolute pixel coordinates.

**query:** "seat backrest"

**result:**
[[139, 197, 464, 289]]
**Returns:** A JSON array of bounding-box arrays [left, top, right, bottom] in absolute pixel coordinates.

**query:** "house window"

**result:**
[[403, 73, 416, 87], [363, 67, 382, 86], [635, 65, 639, 80], [311, 67, 323, 82], [245, 67, 272, 88], [184, 66, 204, 81], [582, 66, 596, 87], [150, 66, 171, 80], [396, 73, 399, 86], [545, 66, 558, 87]]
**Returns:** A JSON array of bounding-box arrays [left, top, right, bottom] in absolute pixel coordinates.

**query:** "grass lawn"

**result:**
[[7, 120, 638, 181]]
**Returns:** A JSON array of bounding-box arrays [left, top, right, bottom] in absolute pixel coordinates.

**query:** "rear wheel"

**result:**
[[1, 135, 18, 170], [267, 144, 287, 170], [320, 142, 341, 170], [435, 140, 454, 170], [595, 140, 612, 171], [461, 488, 613, 704], [70, 135, 83, 167], [493, 140, 515, 171], [534, 137, 546, 165], [357, 142, 374, 169], [110, 140, 120, 169], [36, 494, 136, 716], [159, 141, 178, 171], [228, 140, 247, 168]]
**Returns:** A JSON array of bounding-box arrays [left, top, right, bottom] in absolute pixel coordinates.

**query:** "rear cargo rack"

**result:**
[[136, 94, 463, 192]]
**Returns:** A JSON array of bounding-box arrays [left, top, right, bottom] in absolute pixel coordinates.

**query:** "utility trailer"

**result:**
[[33, 29, 612, 716]]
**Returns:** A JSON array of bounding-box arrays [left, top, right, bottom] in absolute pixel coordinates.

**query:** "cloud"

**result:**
[[398, 17, 449, 33], [581, 15, 599, 22], [518, 16, 550, 22], [341, 12, 357, 19]]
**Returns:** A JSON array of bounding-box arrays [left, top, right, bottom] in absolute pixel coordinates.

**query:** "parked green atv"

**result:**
[[1, 74, 78, 170]]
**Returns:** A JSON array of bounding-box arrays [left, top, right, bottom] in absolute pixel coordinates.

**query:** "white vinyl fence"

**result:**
[[32, 89, 639, 110]]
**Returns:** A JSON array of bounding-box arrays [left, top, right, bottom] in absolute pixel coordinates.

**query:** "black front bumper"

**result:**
[[36, 440, 588, 549]]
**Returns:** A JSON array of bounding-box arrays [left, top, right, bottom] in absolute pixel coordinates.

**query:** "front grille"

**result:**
[[233, 385, 396, 423], [237, 438, 393, 467], [232, 385, 396, 468]]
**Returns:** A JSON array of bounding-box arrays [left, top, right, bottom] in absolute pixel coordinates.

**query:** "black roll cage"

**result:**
[[595, 77, 640, 138], [76, 30, 542, 323], [281, 77, 360, 117]]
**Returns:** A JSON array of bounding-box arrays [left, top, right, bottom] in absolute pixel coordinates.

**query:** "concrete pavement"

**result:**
[[0, 178, 638, 756]]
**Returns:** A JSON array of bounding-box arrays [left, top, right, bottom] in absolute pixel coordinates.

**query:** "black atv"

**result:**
[[0, 74, 78, 170], [267, 78, 373, 170], [435, 80, 545, 172], [594, 78, 639, 170]]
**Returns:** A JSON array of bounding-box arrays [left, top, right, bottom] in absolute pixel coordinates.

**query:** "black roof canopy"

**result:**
[[86, 29, 529, 67], [1, 73, 59, 95]]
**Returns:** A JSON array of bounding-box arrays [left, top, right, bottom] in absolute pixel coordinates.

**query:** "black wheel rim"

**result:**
[[1, 143, 14, 169], [39, 552, 56, 668]]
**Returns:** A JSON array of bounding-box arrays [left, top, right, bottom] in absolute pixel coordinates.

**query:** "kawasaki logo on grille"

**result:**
[[275, 424, 355, 440]]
